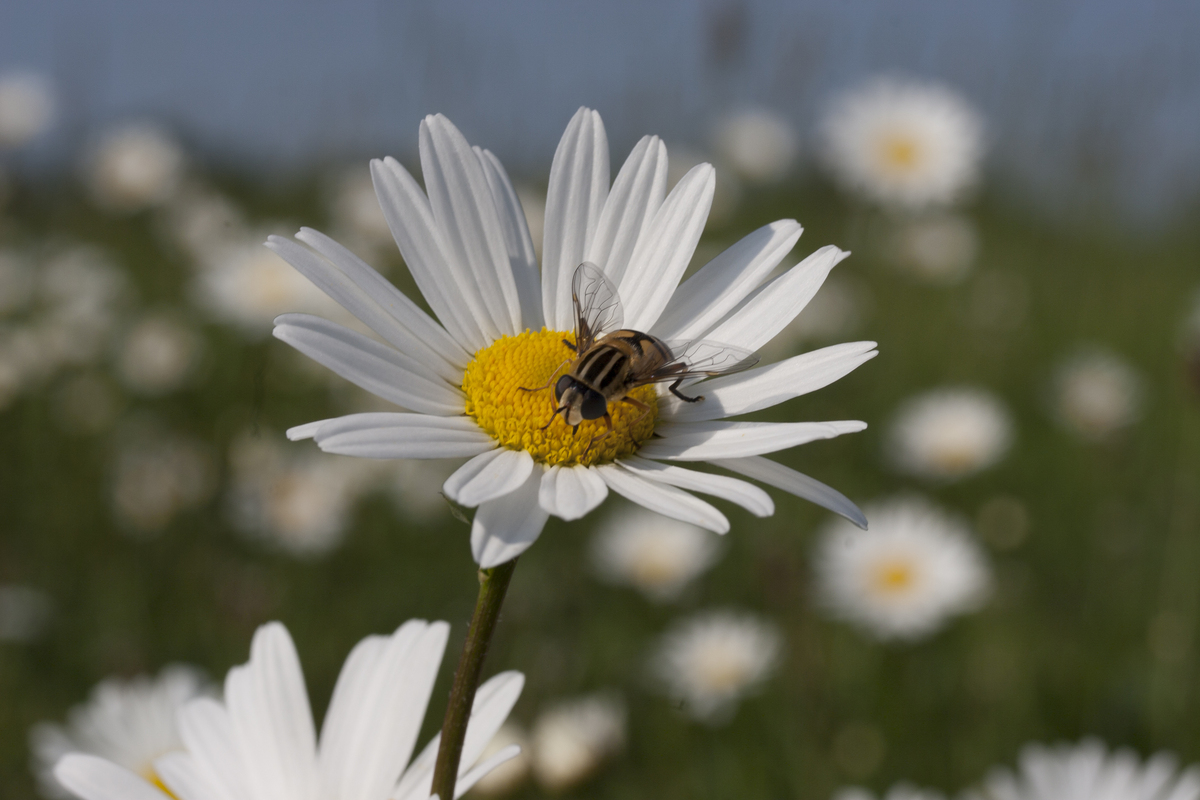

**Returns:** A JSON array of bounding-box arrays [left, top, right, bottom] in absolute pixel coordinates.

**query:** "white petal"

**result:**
[[453, 745, 521, 798], [273, 315, 464, 416], [269, 232, 467, 381], [537, 464, 609, 520], [702, 245, 850, 351], [304, 413, 497, 460], [710, 455, 867, 528], [471, 466, 549, 568], [319, 621, 449, 800], [619, 163, 715, 331], [175, 699, 250, 800], [595, 463, 728, 533], [639, 420, 867, 460], [371, 157, 488, 352], [542, 108, 610, 330], [651, 219, 803, 341], [420, 116, 522, 338], [154, 753, 232, 800], [443, 449, 535, 508], [586, 135, 668, 286], [616, 455, 773, 516], [54, 755, 171, 800], [660, 341, 878, 422], [475, 148, 543, 330], [224, 622, 319, 800]]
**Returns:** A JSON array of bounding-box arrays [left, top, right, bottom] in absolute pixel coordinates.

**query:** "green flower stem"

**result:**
[[430, 558, 518, 800]]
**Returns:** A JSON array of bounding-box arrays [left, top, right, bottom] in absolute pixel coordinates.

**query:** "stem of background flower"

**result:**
[[430, 558, 518, 800]]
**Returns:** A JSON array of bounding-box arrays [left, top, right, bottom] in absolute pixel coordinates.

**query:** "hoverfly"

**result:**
[[524, 262, 759, 451]]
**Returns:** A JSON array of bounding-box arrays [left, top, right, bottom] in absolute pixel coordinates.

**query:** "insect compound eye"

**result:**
[[554, 375, 573, 402], [580, 389, 608, 421]]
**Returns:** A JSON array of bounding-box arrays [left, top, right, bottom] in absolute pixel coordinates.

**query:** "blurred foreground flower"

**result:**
[[53, 621, 525, 800], [651, 610, 781, 723], [0, 71, 55, 148], [1051, 349, 1142, 441], [590, 504, 723, 601], [970, 738, 1200, 800], [713, 108, 799, 184], [86, 124, 184, 213], [272, 107, 874, 568], [836, 782, 946, 800], [814, 495, 991, 641], [531, 693, 625, 793], [30, 665, 208, 798], [0, 583, 53, 642], [820, 76, 984, 209], [887, 387, 1013, 481]]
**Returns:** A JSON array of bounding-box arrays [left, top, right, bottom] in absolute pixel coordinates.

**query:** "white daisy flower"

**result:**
[[713, 108, 799, 184], [271, 108, 875, 568], [30, 665, 208, 798], [111, 431, 217, 536], [86, 124, 185, 213], [590, 504, 723, 602], [0, 583, 53, 642], [814, 495, 991, 640], [835, 782, 945, 800], [889, 213, 978, 284], [971, 738, 1200, 800], [887, 387, 1013, 481], [158, 184, 248, 264], [530, 693, 625, 793], [466, 722, 530, 796], [54, 620, 524, 800], [1051, 349, 1142, 441], [820, 77, 984, 209], [0, 71, 55, 149], [115, 312, 203, 396], [651, 610, 781, 723]]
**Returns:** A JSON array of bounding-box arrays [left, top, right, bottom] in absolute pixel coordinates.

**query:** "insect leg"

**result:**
[[539, 405, 568, 431], [520, 357, 572, 392], [620, 395, 655, 427], [583, 413, 614, 457], [668, 379, 705, 403]]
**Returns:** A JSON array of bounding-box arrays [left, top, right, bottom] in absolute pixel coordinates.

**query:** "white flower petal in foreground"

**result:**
[[531, 693, 625, 793], [86, 124, 184, 213], [971, 738, 1200, 800], [1051, 348, 1142, 441], [31, 665, 208, 798], [887, 387, 1012, 481], [651, 610, 781, 723], [590, 504, 723, 602], [270, 108, 874, 568], [836, 782, 946, 800], [0, 71, 55, 148], [815, 495, 990, 641], [820, 76, 984, 209], [54, 620, 524, 800]]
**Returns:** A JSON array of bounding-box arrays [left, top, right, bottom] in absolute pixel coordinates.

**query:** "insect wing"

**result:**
[[638, 339, 760, 386], [571, 262, 623, 351]]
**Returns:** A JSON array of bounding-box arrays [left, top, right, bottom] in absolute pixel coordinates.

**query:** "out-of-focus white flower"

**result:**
[[714, 108, 799, 184], [328, 164, 394, 258], [158, 184, 247, 264], [86, 124, 184, 212], [29, 665, 208, 798], [887, 387, 1013, 481], [114, 313, 202, 395], [814, 495, 991, 641], [836, 783, 946, 800], [651, 610, 782, 723], [0, 249, 35, 314], [469, 722, 531, 796], [0, 584, 53, 642], [1051, 349, 1142, 441], [590, 505, 723, 602], [0, 72, 55, 148], [227, 432, 375, 557], [111, 431, 216, 535], [971, 738, 1200, 800], [531, 693, 626, 793], [820, 77, 984, 209], [890, 213, 978, 284], [36, 246, 128, 368]]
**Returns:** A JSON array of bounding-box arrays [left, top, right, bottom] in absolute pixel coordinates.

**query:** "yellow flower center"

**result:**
[[879, 133, 920, 173], [144, 767, 179, 799], [870, 558, 916, 595], [462, 329, 658, 467]]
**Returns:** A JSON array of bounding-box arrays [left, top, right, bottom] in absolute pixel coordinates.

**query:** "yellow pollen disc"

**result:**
[[145, 768, 179, 799], [879, 134, 920, 172], [462, 329, 659, 467], [871, 559, 916, 594]]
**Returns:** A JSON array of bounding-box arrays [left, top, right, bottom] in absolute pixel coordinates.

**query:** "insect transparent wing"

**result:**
[[571, 262, 624, 351], [637, 339, 760, 386]]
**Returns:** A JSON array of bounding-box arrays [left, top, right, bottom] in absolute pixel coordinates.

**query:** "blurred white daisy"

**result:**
[[115, 312, 203, 395], [227, 432, 375, 557], [590, 505, 723, 602], [86, 124, 185, 212], [836, 783, 946, 800], [30, 664, 208, 798], [0, 583, 53, 642], [651, 610, 782, 723], [469, 723, 530, 796], [272, 107, 874, 569], [327, 164, 395, 259], [1051, 349, 1142, 441], [814, 495, 991, 641], [54, 620, 525, 800], [713, 108, 799, 184], [887, 387, 1013, 481], [531, 693, 625, 793], [889, 213, 978, 284], [820, 77, 984, 209], [0, 71, 55, 148], [970, 738, 1200, 800], [158, 184, 248, 263], [36, 245, 129, 368], [111, 431, 216, 536]]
